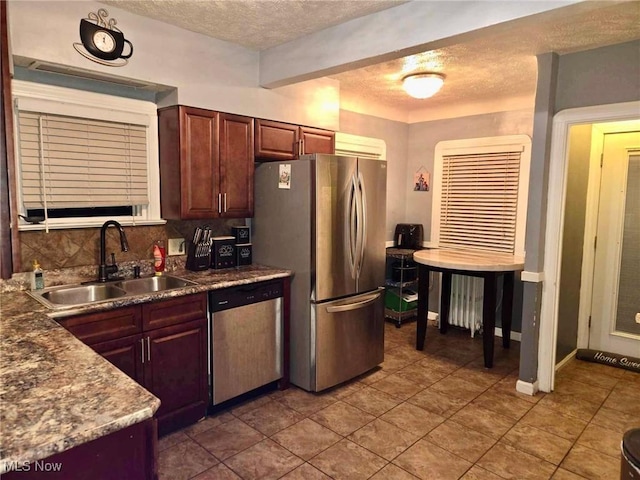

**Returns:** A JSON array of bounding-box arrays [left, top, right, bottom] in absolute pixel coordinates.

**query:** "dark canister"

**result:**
[[236, 243, 252, 266], [393, 224, 424, 250], [211, 236, 236, 269], [621, 428, 640, 479], [232, 226, 251, 244]]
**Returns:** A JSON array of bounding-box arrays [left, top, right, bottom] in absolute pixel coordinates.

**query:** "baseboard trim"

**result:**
[[521, 271, 544, 283], [429, 323, 522, 342], [555, 349, 577, 371], [495, 327, 522, 342], [516, 379, 539, 396]]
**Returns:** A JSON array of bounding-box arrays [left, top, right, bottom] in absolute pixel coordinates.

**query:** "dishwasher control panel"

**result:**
[[209, 280, 284, 312]]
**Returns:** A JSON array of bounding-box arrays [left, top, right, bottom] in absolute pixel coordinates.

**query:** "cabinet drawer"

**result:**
[[58, 306, 142, 345], [142, 293, 207, 331]]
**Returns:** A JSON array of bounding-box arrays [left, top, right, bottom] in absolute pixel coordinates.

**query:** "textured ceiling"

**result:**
[[100, 0, 406, 50], [332, 1, 640, 114], [99, 0, 640, 115]]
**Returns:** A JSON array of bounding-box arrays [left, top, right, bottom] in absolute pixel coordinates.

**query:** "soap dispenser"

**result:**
[[31, 260, 44, 290]]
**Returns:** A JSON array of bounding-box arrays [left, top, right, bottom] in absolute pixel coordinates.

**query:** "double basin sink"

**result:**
[[29, 275, 198, 310]]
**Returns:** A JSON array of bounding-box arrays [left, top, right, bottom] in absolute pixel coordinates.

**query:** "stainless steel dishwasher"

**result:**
[[209, 280, 283, 405]]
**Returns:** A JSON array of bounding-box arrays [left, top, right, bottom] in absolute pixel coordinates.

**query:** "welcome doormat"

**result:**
[[576, 349, 640, 374]]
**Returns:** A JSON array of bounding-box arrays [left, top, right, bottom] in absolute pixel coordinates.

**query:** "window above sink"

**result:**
[[12, 80, 165, 231]]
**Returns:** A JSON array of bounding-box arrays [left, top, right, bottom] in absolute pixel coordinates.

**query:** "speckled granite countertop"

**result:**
[[0, 264, 291, 474]]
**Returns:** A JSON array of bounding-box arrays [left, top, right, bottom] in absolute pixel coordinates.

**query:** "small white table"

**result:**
[[413, 248, 524, 368]]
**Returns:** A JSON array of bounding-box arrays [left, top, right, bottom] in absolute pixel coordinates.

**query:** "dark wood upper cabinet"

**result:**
[[255, 119, 335, 161], [300, 126, 335, 156], [219, 113, 254, 217], [254, 119, 299, 160], [158, 106, 219, 219], [158, 106, 254, 219]]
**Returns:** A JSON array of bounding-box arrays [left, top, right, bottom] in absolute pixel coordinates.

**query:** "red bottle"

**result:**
[[153, 240, 166, 276]]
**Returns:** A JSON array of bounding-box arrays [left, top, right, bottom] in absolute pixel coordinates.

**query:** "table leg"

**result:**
[[440, 272, 452, 334], [416, 264, 429, 351], [482, 273, 498, 368], [502, 272, 514, 349]]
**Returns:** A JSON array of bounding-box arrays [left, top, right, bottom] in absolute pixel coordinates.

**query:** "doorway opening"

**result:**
[[538, 101, 640, 393]]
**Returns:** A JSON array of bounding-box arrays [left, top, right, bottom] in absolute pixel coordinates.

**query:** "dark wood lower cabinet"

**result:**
[[145, 319, 208, 436], [3, 418, 157, 480], [58, 294, 208, 436], [91, 333, 144, 384]]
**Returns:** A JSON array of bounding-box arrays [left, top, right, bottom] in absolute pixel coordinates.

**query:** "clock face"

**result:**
[[93, 30, 116, 53]]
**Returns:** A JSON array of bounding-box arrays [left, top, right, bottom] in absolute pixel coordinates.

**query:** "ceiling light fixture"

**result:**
[[402, 72, 445, 99]]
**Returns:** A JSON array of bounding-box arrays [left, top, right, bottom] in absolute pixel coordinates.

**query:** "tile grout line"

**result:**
[[157, 325, 634, 480]]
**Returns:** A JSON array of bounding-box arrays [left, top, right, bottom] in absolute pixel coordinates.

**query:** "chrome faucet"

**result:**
[[98, 220, 129, 282]]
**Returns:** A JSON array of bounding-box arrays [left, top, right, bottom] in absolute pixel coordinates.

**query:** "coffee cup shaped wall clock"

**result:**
[[73, 9, 133, 67]]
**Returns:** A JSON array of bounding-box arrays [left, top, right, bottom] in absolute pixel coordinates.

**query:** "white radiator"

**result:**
[[449, 275, 484, 337]]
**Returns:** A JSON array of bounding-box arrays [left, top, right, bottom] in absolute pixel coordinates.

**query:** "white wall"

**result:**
[[8, 0, 339, 130]]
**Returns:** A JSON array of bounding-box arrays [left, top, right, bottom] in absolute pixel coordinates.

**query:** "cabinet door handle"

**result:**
[[218, 193, 222, 214], [140, 338, 145, 364], [146, 336, 151, 362], [224, 193, 227, 212], [300, 138, 304, 156]]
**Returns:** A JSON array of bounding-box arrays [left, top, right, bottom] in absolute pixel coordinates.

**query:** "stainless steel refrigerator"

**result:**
[[253, 153, 387, 392]]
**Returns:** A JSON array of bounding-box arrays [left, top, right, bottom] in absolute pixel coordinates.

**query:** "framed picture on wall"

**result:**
[[413, 171, 430, 191]]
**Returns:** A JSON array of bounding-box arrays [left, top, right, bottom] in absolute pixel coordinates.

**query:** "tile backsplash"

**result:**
[[17, 219, 244, 272]]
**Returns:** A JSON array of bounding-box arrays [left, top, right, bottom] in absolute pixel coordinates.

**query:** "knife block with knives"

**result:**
[[186, 225, 213, 271]]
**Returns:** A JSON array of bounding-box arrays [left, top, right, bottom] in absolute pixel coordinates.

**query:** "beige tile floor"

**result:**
[[158, 322, 640, 480]]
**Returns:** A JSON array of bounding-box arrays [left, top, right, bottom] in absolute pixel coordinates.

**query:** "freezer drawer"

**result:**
[[313, 288, 385, 391], [211, 298, 282, 405]]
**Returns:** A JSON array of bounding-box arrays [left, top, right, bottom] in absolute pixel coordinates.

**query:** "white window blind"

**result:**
[[432, 135, 531, 256], [18, 111, 149, 209], [439, 150, 522, 253]]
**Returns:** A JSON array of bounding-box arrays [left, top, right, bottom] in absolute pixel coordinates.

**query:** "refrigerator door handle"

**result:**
[[353, 172, 364, 279], [356, 171, 367, 278], [347, 173, 358, 278], [325, 289, 383, 313]]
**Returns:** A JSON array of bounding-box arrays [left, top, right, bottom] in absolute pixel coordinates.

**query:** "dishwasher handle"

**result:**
[[325, 290, 382, 313]]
